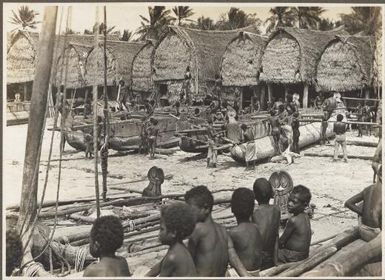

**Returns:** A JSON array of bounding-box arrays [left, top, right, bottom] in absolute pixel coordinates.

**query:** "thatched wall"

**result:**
[[261, 27, 347, 84], [7, 31, 39, 84], [85, 41, 144, 86], [221, 32, 267, 86], [54, 43, 91, 88], [316, 36, 375, 92], [153, 25, 259, 97], [131, 41, 155, 92]]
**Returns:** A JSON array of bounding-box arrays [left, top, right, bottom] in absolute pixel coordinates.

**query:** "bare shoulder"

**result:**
[[83, 262, 100, 277]]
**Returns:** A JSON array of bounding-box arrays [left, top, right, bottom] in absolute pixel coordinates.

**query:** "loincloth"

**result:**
[[278, 248, 308, 263], [359, 224, 381, 242], [260, 250, 274, 270]]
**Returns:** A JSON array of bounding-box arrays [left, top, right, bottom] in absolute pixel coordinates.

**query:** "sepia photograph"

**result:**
[[3, 2, 383, 277]]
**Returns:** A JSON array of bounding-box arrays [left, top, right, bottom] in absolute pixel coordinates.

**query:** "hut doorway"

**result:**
[[241, 86, 253, 109], [272, 84, 285, 102]]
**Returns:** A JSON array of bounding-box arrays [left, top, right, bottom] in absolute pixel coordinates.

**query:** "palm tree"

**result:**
[[290, 7, 325, 29], [172, 6, 194, 26], [339, 7, 381, 36], [9, 5, 40, 31], [265, 7, 294, 33], [121, 30, 133, 41], [216, 7, 261, 31], [136, 6, 172, 40], [192, 16, 215, 30]]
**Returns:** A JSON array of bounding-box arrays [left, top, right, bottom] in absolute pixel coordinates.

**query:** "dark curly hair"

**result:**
[[253, 178, 273, 204], [184, 185, 214, 212], [6, 230, 23, 276], [90, 215, 123, 256], [292, 185, 311, 205], [161, 202, 196, 241], [231, 188, 255, 220]]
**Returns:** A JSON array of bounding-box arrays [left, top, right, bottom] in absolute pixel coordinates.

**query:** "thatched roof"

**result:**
[[153, 25, 260, 84], [7, 31, 39, 84], [131, 40, 155, 92], [84, 40, 144, 86], [316, 35, 375, 92], [260, 27, 348, 84], [54, 43, 92, 88], [221, 31, 267, 86]]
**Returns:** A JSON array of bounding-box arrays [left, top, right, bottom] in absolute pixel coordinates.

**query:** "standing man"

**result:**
[[333, 114, 348, 162]]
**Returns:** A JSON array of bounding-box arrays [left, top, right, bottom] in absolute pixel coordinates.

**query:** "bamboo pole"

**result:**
[[303, 83, 309, 109], [17, 6, 58, 234], [93, 6, 101, 218]]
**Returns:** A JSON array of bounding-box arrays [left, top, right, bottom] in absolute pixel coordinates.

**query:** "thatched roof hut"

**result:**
[[316, 35, 375, 92], [84, 40, 144, 86], [131, 40, 156, 93], [221, 31, 267, 86], [260, 27, 347, 85], [54, 43, 92, 88], [6, 31, 39, 84], [153, 25, 259, 98]]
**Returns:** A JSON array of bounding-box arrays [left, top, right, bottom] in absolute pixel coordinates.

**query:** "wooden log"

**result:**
[[346, 140, 378, 147], [310, 227, 359, 256], [278, 246, 337, 277], [303, 152, 373, 161], [354, 261, 382, 276], [302, 239, 370, 276], [127, 245, 168, 257], [259, 262, 301, 277]]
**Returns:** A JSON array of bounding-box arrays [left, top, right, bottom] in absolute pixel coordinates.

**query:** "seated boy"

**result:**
[[229, 188, 263, 271], [278, 185, 312, 263], [147, 202, 197, 276], [252, 178, 281, 269], [184, 185, 250, 277], [6, 230, 23, 276], [344, 165, 382, 242], [83, 216, 131, 277]]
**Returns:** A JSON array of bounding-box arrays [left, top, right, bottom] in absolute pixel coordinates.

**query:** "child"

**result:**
[[278, 185, 312, 263], [184, 186, 249, 277], [206, 119, 218, 168], [84, 132, 93, 159], [252, 178, 281, 269], [320, 111, 330, 145], [147, 117, 159, 158], [291, 111, 300, 154], [344, 165, 381, 242], [6, 230, 23, 276], [83, 216, 131, 277], [333, 114, 348, 162], [229, 188, 263, 271], [269, 111, 281, 153], [147, 202, 197, 276]]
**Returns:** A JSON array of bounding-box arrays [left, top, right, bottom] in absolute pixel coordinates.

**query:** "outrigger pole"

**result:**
[[101, 6, 109, 201], [93, 7, 101, 217]]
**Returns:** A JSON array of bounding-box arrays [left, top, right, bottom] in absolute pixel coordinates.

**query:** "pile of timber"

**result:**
[[260, 227, 381, 277]]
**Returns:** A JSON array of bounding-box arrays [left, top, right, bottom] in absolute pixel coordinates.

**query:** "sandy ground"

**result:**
[[3, 121, 379, 270]]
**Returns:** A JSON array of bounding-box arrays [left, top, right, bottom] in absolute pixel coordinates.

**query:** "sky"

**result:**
[[3, 3, 374, 37]]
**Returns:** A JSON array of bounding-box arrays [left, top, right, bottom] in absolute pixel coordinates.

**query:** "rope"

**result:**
[[75, 246, 88, 272], [23, 262, 45, 277]]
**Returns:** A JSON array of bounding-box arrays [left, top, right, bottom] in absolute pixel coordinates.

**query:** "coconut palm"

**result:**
[[9, 5, 40, 31], [172, 6, 194, 26], [265, 7, 294, 33], [216, 7, 261, 31], [192, 16, 215, 30], [340, 7, 381, 36], [136, 6, 172, 40], [121, 30, 133, 41], [290, 7, 325, 29]]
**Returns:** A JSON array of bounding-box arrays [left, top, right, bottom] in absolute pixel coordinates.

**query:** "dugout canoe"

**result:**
[[230, 121, 334, 164]]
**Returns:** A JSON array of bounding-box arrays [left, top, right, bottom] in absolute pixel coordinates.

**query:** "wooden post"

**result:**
[[260, 85, 266, 110], [364, 88, 370, 105], [303, 83, 309, 108], [23, 83, 28, 102], [284, 85, 289, 102], [16, 6, 58, 233], [267, 83, 273, 102], [240, 88, 244, 109], [93, 7, 101, 218]]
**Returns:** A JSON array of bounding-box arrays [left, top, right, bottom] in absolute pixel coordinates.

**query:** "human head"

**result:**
[[253, 178, 274, 204], [184, 185, 214, 222], [278, 104, 285, 113], [337, 114, 343, 122], [231, 188, 255, 222], [159, 202, 196, 245], [293, 111, 299, 118], [287, 185, 311, 214], [287, 94, 293, 103], [6, 230, 22, 276], [241, 123, 248, 131], [89, 215, 123, 257]]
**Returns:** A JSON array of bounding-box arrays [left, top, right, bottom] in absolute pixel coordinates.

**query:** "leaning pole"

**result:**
[[17, 6, 58, 234]]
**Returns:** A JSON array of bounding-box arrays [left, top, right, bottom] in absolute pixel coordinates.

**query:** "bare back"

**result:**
[[83, 256, 130, 277], [229, 223, 263, 271], [189, 221, 229, 277], [362, 184, 382, 229], [253, 205, 280, 253], [285, 213, 311, 252]]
